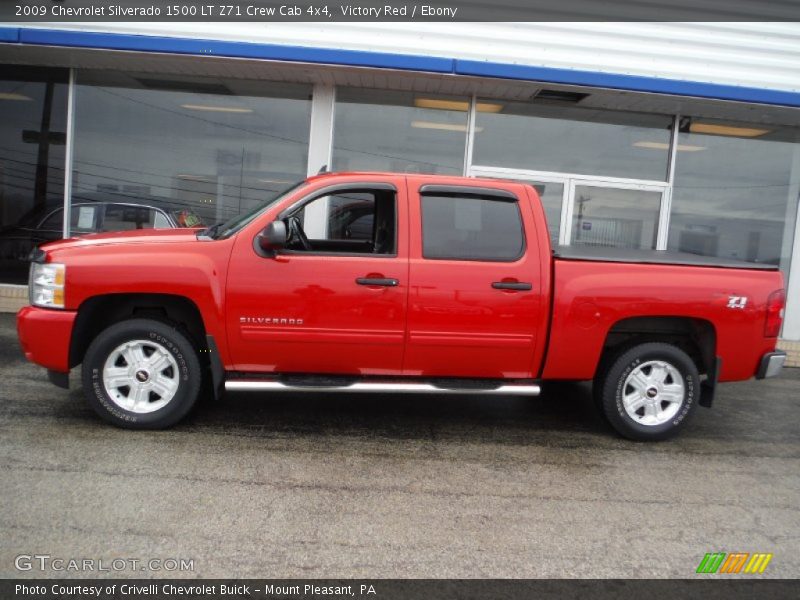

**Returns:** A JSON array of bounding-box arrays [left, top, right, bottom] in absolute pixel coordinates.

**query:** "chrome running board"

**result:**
[[225, 380, 540, 395]]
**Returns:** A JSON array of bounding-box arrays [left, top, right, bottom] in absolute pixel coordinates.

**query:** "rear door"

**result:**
[[404, 179, 546, 379]]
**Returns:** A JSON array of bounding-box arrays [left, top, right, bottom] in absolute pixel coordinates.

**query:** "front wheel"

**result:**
[[81, 318, 202, 429], [597, 342, 699, 441]]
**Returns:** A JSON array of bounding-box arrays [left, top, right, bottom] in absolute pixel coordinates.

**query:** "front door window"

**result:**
[[292, 189, 396, 255]]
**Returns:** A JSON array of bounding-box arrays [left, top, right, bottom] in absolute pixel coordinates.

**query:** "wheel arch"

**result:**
[[596, 315, 717, 377], [69, 293, 208, 369]]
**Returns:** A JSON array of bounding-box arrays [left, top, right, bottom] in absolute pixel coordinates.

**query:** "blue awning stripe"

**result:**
[[2, 27, 800, 108]]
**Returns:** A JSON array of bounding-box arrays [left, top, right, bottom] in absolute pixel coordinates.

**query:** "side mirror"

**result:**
[[255, 220, 287, 257]]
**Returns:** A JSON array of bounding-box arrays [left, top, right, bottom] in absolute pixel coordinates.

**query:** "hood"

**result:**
[[40, 227, 203, 253]]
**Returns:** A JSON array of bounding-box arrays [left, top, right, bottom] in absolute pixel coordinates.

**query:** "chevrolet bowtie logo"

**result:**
[[696, 552, 773, 574]]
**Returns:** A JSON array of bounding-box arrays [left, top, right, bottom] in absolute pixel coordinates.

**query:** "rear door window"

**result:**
[[421, 194, 525, 261]]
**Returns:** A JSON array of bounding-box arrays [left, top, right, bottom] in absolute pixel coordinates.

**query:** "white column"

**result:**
[[780, 145, 800, 341], [463, 94, 477, 176], [656, 114, 680, 251], [303, 84, 335, 238], [62, 68, 76, 238]]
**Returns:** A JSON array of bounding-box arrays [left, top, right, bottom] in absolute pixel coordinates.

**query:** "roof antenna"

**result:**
[[317, 164, 328, 174]]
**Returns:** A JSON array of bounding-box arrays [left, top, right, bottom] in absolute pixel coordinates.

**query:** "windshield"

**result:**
[[209, 179, 305, 240]]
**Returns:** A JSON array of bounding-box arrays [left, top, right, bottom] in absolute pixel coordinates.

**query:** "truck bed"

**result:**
[[553, 246, 779, 271]]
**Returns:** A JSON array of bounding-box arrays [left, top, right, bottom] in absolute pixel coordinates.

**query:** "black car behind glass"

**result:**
[[0, 198, 203, 284]]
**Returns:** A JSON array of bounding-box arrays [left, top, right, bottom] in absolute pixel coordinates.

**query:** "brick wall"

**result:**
[[0, 285, 27, 314], [778, 340, 800, 368]]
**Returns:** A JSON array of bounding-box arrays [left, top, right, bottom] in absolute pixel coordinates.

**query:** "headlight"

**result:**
[[29, 263, 66, 309]]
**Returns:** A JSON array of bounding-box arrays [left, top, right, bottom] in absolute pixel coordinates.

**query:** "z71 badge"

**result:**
[[727, 296, 748, 309]]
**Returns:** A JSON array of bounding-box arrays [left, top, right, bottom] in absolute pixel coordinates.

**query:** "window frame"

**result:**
[[419, 187, 527, 263]]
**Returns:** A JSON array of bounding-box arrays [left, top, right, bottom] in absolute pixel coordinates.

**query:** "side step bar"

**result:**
[[225, 380, 540, 396]]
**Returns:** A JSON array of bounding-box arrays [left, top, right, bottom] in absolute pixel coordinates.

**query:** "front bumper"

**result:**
[[16, 305, 77, 373], [756, 350, 787, 380]]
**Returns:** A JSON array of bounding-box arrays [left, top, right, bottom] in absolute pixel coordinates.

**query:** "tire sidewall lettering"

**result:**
[[673, 377, 694, 425], [148, 331, 189, 381], [90, 366, 138, 423], [615, 358, 640, 417]]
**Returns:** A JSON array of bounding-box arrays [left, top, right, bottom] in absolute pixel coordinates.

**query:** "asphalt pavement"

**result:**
[[1, 312, 798, 578]]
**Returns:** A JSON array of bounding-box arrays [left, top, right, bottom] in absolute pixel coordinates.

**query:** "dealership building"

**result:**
[[1, 22, 799, 361]]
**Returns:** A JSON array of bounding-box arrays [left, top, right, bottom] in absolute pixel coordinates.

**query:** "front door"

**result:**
[[226, 180, 409, 375], [403, 178, 547, 379]]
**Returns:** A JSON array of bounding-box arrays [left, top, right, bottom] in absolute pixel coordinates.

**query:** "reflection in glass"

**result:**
[[524, 181, 563, 244], [421, 195, 524, 261], [474, 100, 673, 181], [571, 186, 661, 249], [332, 89, 467, 174], [668, 119, 799, 273], [72, 71, 312, 228], [0, 66, 68, 284]]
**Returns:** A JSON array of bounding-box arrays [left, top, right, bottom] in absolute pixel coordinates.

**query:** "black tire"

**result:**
[[81, 318, 202, 429], [596, 342, 699, 441]]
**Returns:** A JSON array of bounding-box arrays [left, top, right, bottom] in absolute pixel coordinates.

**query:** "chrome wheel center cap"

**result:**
[[621, 360, 685, 427], [103, 339, 180, 415]]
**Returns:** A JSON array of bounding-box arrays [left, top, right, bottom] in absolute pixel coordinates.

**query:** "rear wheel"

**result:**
[[81, 318, 201, 429], [596, 342, 699, 441]]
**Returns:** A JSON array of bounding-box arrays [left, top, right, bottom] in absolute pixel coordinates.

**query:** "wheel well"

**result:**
[[69, 294, 207, 369], [599, 316, 716, 376]]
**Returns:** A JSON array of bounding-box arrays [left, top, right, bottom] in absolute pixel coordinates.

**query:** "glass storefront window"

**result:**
[[571, 185, 662, 249], [0, 66, 68, 284], [332, 89, 467, 174], [668, 119, 800, 272], [473, 100, 673, 181], [524, 180, 563, 244], [73, 71, 312, 229], [472, 173, 563, 245]]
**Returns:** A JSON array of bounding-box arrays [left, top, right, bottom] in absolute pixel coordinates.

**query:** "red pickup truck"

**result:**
[[17, 172, 787, 440]]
